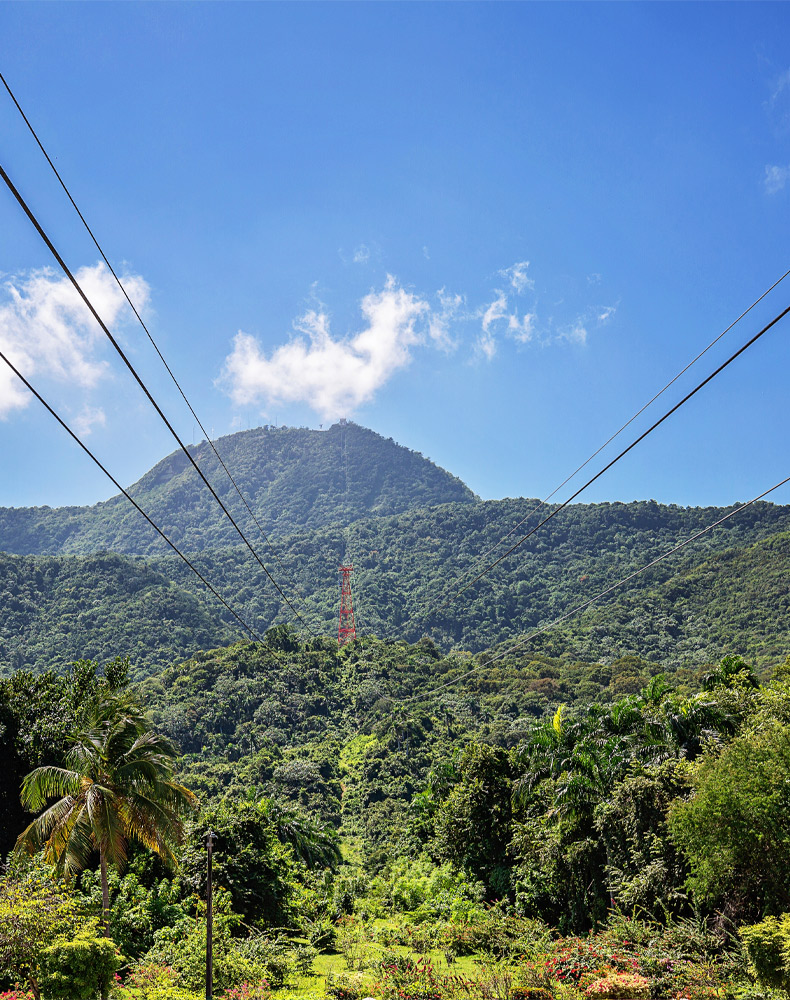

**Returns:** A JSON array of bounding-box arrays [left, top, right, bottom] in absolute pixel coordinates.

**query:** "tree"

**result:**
[[0, 861, 85, 1000], [433, 742, 513, 897], [669, 719, 790, 918], [179, 798, 297, 927], [15, 694, 197, 933]]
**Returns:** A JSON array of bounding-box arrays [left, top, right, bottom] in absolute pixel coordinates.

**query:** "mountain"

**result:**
[[0, 551, 233, 676], [2, 488, 790, 677], [0, 422, 477, 556], [539, 529, 790, 668]]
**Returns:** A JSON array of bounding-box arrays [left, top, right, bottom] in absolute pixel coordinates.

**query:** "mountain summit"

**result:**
[[0, 422, 478, 556]]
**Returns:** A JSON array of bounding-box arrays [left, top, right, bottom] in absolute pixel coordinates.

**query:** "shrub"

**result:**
[[39, 927, 119, 1000], [116, 963, 201, 999], [740, 915, 790, 993], [582, 971, 650, 999], [325, 970, 370, 999], [222, 983, 272, 1000]]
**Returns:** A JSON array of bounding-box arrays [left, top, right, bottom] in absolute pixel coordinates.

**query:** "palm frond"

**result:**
[[20, 766, 84, 811]]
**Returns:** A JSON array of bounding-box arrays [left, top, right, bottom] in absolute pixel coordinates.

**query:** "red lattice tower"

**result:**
[[337, 565, 357, 646]]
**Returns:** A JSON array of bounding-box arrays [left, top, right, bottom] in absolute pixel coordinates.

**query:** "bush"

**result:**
[[39, 927, 118, 1000], [325, 970, 370, 999], [582, 971, 650, 999], [116, 963, 202, 1000], [741, 915, 790, 992]]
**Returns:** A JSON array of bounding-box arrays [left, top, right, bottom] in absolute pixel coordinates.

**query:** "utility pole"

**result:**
[[206, 829, 216, 1000]]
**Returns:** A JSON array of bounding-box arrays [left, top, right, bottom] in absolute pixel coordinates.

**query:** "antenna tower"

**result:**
[[338, 565, 357, 646]]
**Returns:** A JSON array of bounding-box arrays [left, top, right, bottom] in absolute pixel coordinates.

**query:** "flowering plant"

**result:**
[[222, 982, 272, 1000]]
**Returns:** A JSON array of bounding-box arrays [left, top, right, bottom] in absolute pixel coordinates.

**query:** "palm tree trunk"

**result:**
[[100, 847, 110, 1000], [99, 846, 110, 935]]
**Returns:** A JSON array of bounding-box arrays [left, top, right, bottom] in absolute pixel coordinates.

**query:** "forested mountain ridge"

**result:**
[[0, 422, 477, 556], [2, 493, 790, 677]]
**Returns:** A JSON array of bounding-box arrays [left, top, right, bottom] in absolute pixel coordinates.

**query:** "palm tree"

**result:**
[[15, 695, 197, 931]]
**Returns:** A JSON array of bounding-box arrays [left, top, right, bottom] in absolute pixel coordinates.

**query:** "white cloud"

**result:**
[[429, 289, 464, 350], [563, 322, 588, 345], [598, 304, 617, 323], [476, 291, 508, 358], [72, 404, 106, 436], [481, 291, 508, 334], [422, 246, 431, 260], [353, 244, 371, 264], [499, 260, 533, 294], [220, 277, 430, 420], [0, 262, 149, 418], [508, 311, 535, 343], [765, 163, 790, 194]]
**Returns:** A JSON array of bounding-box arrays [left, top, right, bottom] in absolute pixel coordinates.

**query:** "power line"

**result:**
[[418, 301, 790, 621], [465, 269, 790, 574], [399, 471, 790, 707], [0, 347, 265, 643], [398, 277, 790, 638], [0, 162, 316, 636], [0, 69, 319, 631]]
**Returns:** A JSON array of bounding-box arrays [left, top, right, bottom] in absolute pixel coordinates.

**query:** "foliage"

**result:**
[[114, 962, 202, 1000], [0, 659, 129, 857], [178, 798, 299, 927], [39, 926, 118, 1000], [433, 743, 514, 897], [740, 915, 790, 992], [15, 692, 197, 932], [669, 716, 790, 917], [0, 423, 475, 560], [3, 424, 790, 674], [0, 863, 87, 1000]]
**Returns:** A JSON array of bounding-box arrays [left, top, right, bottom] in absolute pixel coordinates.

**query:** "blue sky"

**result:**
[[0, 2, 789, 510]]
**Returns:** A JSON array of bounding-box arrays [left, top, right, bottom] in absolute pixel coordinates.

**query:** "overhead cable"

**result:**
[[400, 275, 790, 638], [480, 272, 790, 568], [401, 471, 790, 706], [0, 348, 264, 643], [0, 162, 316, 636], [0, 70, 318, 629], [425, 301, 790, 616]]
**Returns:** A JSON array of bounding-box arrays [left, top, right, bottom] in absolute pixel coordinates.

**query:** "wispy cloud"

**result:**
[[597, 304, 617, 323], [508, 311, 535, 343], [220, 277, 430, 420], [72, 404, 107, 436], [0, 262, 149, 418], [764, 163, 790, 194], [768, 67, 790, 131], [475, 261, 616, 359], [562, 322, 589, 346], [499, 260, 534, 293], [353, 244, 371, 264], [429, 289, 464, 351]]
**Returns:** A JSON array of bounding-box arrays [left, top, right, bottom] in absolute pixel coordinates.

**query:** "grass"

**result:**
[[270, 931, 495, 999]]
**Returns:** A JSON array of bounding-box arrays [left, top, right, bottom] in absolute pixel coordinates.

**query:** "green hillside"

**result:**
[[539, 529, 790, 667], [0, 422, 477, 556], [2, 492, 790, 677], [0, 551, 233, 676]]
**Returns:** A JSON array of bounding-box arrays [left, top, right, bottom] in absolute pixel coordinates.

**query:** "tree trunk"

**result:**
[[99, 846, 110, 936], [99, 847, 111, 1000]]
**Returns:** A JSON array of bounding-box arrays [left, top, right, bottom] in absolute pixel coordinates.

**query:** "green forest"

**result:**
[[3, 426, 790, 676], [2, 425, 790, 1000]]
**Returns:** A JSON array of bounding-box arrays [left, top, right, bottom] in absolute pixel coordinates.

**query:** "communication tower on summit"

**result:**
[[338, 565, 357, 646]]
